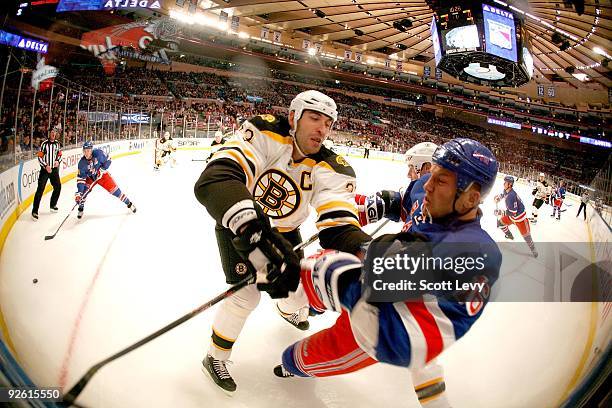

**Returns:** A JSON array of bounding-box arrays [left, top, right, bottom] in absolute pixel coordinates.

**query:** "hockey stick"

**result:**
[[62, 235, 317, 406], [44, 179, 99, 241], [295, 218, 389, 251], [370, 217, 391, 236], [62, 219, 391, 405]]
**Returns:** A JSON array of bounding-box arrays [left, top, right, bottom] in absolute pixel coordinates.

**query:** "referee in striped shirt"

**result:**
[[32, 127, 62, 220]]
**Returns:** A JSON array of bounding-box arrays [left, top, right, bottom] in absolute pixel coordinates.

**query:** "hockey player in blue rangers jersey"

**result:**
[[551, 181, 567, 220], [355, 141, 438, 232], [273, 139, 503, 408], [75, 141, 137, 219], [494, 176, 537, 257], [355, 140, 461, 406]]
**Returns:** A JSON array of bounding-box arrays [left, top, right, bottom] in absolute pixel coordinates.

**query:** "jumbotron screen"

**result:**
[[441, 25, 480, 53], [56, 0, 162, 12], [482, 3, 517, 62]]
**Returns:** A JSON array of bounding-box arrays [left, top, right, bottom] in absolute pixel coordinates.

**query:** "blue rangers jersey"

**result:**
[[399, 175, 427, 231], [378, 175, 426, 229], [499, 188, 526, 218], [554, 186, 566, 200], [344, 173, 501, 369], [76, 148, 111, 195]]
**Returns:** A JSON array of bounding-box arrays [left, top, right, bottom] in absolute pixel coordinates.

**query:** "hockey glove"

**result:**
[[532, 188, 537, 196], [493, 208, 503, 217], [300, 250, 362, 313], [355, 190, 402, 226], [355, 193, 384, 226], [226, 200, 301, 298]]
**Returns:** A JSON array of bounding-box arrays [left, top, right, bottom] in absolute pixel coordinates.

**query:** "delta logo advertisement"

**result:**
[[57, 0, 161, 12]]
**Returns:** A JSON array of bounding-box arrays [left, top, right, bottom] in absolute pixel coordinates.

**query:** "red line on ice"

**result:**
[[57, 217, 126, 390]]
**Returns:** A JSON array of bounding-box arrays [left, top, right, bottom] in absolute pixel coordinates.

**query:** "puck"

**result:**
[[33, 279, 38, 284]]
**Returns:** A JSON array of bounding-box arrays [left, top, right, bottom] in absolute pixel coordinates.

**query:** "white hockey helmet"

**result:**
[[289, 90, 338, 133], [405, 142, 438, 170], [539, 172, 545, 178]]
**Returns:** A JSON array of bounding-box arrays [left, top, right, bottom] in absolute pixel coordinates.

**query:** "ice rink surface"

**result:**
[[0, 150, 594, 407]]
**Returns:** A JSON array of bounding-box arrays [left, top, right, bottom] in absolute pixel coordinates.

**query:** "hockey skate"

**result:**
[[31, 212, 38, 221], [202, 354, 237, 393], [127, 202, 137, 214], [50, 206, 59, 213], [277, 305, 309, 330], [273, 364, 294, 378], [77, 207, 84, 219], [504, 230, 514, 240]]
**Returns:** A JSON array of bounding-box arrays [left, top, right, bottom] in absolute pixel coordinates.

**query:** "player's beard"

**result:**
[[294, 134, 321, 157]]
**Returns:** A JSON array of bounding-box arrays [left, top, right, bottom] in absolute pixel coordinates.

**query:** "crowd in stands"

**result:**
[[0, 63, 609, 188]]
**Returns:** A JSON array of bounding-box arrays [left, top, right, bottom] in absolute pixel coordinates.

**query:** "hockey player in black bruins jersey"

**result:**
[[194, 90, 370, 393]]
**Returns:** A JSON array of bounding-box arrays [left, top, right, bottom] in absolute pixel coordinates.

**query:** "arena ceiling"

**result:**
[[201, 0, 611, 88]]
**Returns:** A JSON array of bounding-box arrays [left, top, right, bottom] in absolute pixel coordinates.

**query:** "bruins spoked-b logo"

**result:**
[[254, 169, 300, 218], [235, 263, 249, 275]]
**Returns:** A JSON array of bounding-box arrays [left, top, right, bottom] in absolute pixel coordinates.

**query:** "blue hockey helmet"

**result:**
[[83, 141, 94, 150], [503, 175, 515, 185], [432, 138, 498, 198]]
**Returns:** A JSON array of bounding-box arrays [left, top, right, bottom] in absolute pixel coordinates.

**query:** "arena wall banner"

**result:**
[[80, 18, 178, 73]]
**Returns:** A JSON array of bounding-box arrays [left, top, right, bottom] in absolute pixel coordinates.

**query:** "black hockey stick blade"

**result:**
[[44, 209, 73, 240], [45, 180, 99, 241]]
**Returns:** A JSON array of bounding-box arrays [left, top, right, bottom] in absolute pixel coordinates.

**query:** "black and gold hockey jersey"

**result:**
[[195, 114, 370, 254]]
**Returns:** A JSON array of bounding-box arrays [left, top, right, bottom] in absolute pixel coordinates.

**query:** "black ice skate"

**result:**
[[31, 212, 38, 221], [51, 206, 59, 213], [274, 364, 295, 378], [127, 202, 137, 213], [504, 230, 514, 240], [277, 305, 309, 330], [77, 207, 84, 219], [202, 354, 236, 393]]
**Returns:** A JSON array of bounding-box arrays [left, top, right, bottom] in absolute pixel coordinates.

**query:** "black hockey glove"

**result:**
[[226, 200, 300, 298]]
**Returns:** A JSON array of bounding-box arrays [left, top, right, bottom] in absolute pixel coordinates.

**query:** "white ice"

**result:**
[[0, 150, 594, 407]]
